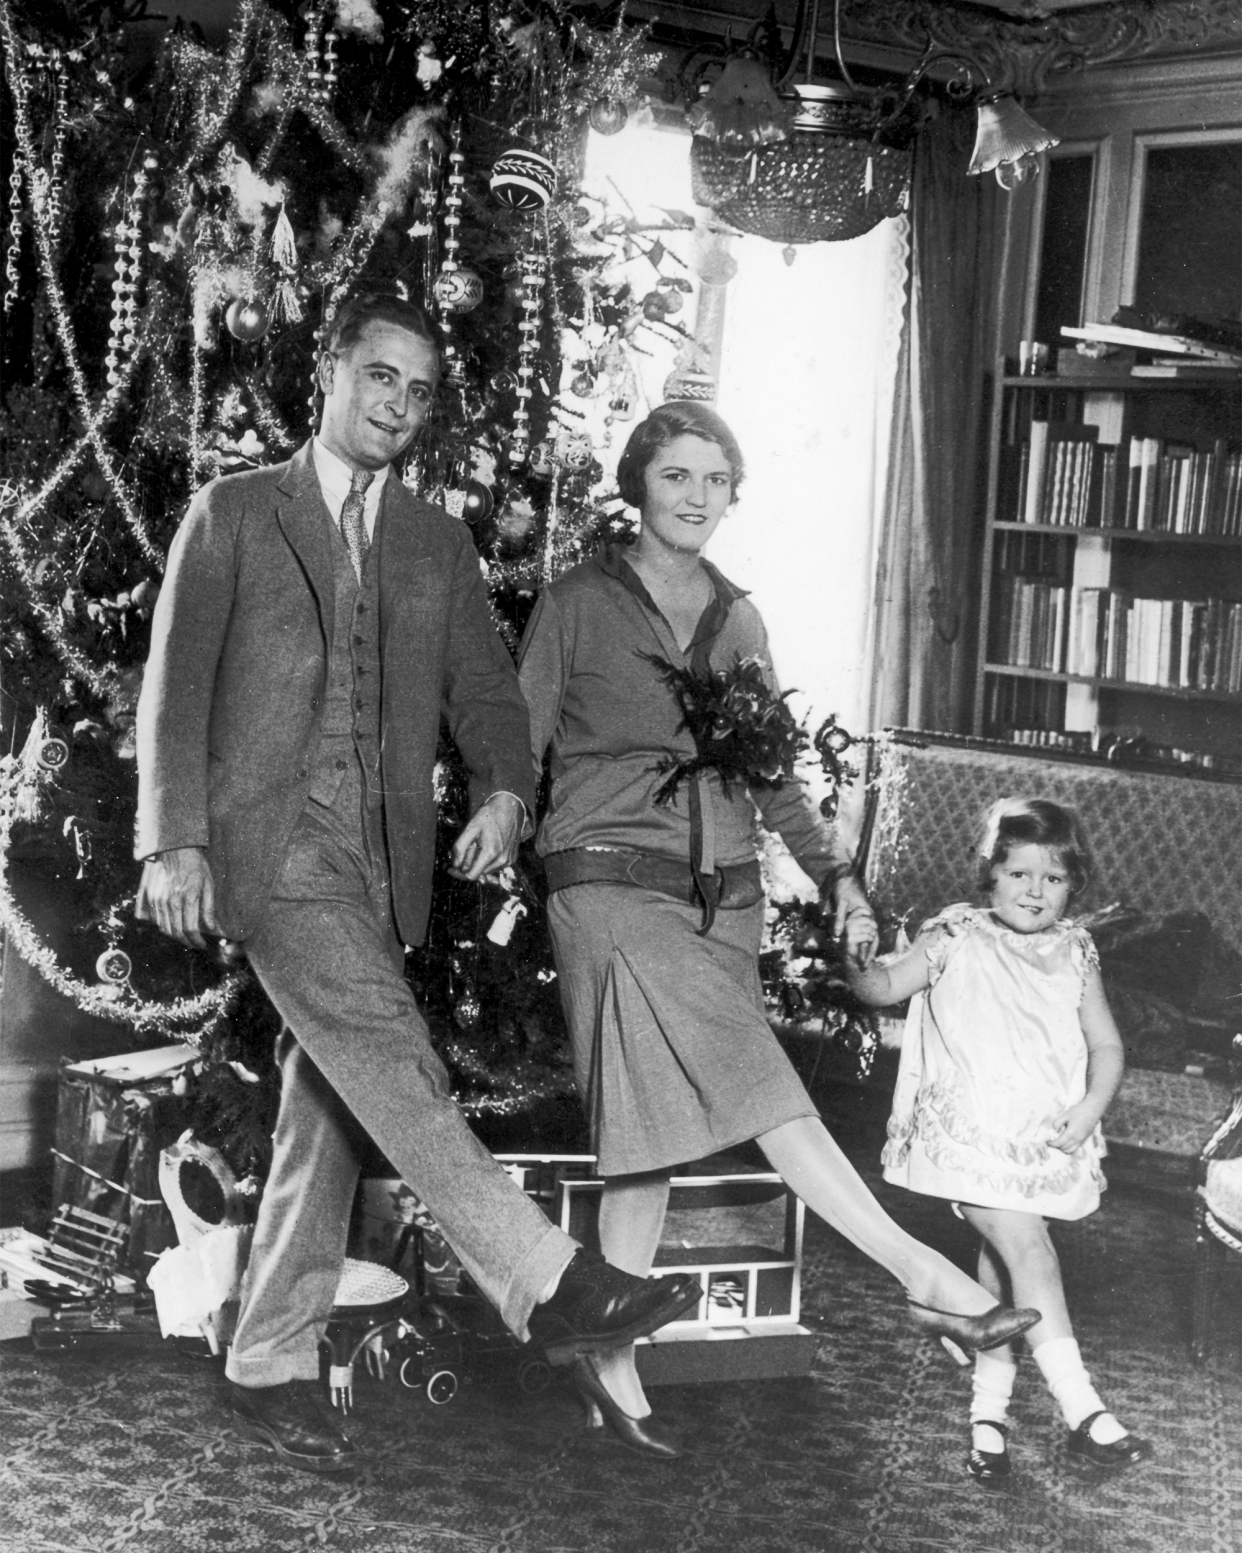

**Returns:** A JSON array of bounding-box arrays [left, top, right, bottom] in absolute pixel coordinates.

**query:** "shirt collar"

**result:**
[[312, 436, 390, 511], [594, 541, 748, 662]]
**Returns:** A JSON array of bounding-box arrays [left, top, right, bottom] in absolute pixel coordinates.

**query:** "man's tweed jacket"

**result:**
[[135, 441, 536, 946]]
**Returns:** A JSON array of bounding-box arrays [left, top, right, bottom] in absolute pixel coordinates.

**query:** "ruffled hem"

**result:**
[[883, 1096, 1105, 1206]]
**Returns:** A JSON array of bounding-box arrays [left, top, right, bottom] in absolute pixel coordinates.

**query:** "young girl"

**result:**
[[848, 797, 1150, 1482]]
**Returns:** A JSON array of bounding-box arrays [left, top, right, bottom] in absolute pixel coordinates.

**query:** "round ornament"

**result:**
[[489, 149, 557, 212], [452, 991, 481, 1030], [35, 737, 69, 773], [528, 441, 556, 478], [588, 98, 628, 136], [225, 297, 271, 342], [462, 479, 494, 522], [95, 948, 132, 985], [641, 291, 671, 321], [432, 267, 484, 313]]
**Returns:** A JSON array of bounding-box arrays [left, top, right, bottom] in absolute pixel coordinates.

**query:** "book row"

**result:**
[[1011, 425, 1242, 536], [991, 577, 1242, 693]]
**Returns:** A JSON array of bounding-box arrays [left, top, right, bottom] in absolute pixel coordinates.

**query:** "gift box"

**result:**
[[52, 1045, 198, 1279]]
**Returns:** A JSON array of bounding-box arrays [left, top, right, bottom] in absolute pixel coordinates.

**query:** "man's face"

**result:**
[[317, 319, 440, 471]]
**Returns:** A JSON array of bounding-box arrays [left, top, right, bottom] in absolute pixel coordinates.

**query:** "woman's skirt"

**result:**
[[546, 882, 816, 1176]]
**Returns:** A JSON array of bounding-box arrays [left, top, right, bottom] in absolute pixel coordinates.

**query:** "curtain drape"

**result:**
[[867, 106, 1001, 735]]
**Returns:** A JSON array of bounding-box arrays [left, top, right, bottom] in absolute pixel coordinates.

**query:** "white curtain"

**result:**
[[711, 220, 909, 750]]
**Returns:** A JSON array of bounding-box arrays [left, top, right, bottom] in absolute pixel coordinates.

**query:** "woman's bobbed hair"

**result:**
[[974, 797, 1092, 901], [615, 401, 745, 508]]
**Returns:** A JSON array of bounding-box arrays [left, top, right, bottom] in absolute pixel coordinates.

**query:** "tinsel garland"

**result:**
[[0, 729, 245, 1043], [0, 1, 162, 568], [643, 652, 816, 806]]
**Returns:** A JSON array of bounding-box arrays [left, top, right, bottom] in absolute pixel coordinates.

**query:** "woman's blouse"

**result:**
[[517, 544, 850, 886]]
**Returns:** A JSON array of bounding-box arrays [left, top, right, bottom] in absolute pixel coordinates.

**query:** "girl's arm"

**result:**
[[845, 933, 936, 1008], [1048, 965, 1126, 1153]]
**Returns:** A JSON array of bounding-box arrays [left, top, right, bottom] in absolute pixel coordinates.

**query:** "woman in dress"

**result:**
[[517, 403, 1039, 1457]]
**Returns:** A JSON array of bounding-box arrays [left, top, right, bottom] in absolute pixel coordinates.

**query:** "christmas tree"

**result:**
[[1, 0, 873, 1186]]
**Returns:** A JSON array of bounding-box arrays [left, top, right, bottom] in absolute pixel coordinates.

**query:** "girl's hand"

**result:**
[[1048, 1102, 1099, 1154]]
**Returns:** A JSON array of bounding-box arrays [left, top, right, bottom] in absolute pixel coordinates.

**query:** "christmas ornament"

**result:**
[[528, 441, 556, 478], [452, 991, 482, 1031], [462, 479, 494, 522], [432, 267, 483, 313], [95, 948, 132, 984], [496, 499, 537, 543], [489, 149, 557, 212], [486, 896, 528, 946], [225, 298, 271, 342], [35, 737, 69, 773], [560, 431, 593, 471], [588, 98, 628, 136], [698, 250, 739, 286], [508, 252, 546, 466]]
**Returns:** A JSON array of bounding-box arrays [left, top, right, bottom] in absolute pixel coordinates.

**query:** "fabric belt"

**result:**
[[543, 848, 763, 921]]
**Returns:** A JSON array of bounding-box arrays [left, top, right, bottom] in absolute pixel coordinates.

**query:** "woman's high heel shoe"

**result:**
[[570, 1356, 684, 1460], [906, 1300, 1041, 1367]]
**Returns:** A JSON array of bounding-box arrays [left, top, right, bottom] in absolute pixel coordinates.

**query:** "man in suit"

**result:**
[[135, 293, 698, 1473]]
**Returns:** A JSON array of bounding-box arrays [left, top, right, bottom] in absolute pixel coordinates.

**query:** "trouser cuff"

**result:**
[[499, 1225, 578, 1342]]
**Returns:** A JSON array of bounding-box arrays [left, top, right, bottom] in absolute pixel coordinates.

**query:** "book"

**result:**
[[1062, 323, 1242, 366], [1130, 363, 1242, 380]]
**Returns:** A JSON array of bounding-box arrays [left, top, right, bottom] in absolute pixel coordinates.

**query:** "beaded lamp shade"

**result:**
[[689, 82, 915, 246], [690, 131, 910, 245]]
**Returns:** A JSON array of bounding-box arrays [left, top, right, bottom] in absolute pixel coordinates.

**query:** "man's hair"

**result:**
[[615, 401, 745, 508], [320, 292, 441, 359], [974, 796, 1092, 900]]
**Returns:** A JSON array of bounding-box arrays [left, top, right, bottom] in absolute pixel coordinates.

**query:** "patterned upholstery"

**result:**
[[863, 731, 1242, 952]]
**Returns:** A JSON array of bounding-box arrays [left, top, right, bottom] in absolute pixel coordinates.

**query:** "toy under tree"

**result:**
[[0, 0, 874, 1196]]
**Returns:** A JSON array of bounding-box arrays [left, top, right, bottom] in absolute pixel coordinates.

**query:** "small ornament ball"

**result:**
[[462, 479, 494, 522], [589, 98, 628, 136], [490, 149, 557, 211], [453, 991, 482, 1031], [225, 298, 271, 342], [432, 268, 484, 314], [35, 737, 69, 773], [96, 948, 132, 984]]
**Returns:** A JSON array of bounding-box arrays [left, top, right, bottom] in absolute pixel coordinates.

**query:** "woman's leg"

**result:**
[[591, 1170, 673, 1416], [756, 1116, 998, 1314]]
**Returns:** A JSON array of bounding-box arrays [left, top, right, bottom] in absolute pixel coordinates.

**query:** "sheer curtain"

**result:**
[[710, 219, 909, 750]]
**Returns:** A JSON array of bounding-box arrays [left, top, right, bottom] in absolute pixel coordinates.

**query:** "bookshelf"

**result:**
[[974, 368, 1242, 775]]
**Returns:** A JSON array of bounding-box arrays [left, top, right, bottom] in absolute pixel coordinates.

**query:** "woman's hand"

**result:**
[[1047, 1101, 1100, 1154], [832, 877, 878, 970]]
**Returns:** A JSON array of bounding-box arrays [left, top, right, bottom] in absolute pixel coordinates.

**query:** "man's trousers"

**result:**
[[224, 806, 575, 1388]]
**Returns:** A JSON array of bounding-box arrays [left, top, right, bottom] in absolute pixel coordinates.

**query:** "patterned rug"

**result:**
[[2, 1134, 1239, 1553]]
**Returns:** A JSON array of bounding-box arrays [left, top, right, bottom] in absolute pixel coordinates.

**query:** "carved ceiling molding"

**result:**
[[836, 0, 1241, 98]]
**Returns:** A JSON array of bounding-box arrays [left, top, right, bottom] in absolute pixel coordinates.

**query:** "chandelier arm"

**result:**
[[774, 0, 812, 91]]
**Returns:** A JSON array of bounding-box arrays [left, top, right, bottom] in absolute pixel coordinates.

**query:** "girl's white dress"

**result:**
[[881, 904, 1106, 1220]]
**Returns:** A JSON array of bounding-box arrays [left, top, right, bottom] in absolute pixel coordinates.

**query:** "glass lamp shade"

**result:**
[[968, 95, 1059, 188]]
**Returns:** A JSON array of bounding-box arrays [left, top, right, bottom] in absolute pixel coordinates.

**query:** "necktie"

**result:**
[[340, 469, 375, 580]]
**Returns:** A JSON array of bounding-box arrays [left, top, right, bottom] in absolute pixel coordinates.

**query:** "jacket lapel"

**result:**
[[276, 442, 336, 645], [377, 478, 437, 653]]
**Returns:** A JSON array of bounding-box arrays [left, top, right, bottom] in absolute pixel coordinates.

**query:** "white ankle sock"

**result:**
[[1031, 1337, 1126, 1441], [970, 1350, 1017, 1454]]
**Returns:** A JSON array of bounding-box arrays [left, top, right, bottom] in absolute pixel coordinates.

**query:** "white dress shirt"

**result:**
[[312, 437, 388, 542]]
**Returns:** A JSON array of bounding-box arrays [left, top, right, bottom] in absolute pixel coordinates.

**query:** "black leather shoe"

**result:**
[[227, 1380, 358, 1474], [572, 1356, 684, 1459], [528, 1251, 701, 1365], [1067, 1411, 1151, 1470], [966, 1420, 1011, 1486]]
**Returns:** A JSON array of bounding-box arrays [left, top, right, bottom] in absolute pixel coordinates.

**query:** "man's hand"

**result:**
[[448, 792, 525, 883], [135, 846, 221, 949]]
